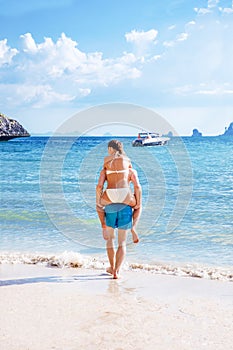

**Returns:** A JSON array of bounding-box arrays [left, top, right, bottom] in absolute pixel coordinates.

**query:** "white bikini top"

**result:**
[[106, 169, 128, 175]]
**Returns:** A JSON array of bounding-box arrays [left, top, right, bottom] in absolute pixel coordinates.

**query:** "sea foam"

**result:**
[[0, 251, 232, 282]]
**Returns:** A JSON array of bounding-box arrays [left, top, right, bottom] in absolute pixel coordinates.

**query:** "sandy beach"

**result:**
[[0, 264, 232, 350]]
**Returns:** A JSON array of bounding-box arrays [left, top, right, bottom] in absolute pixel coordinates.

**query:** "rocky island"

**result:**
[[191, 128, 202, 137], [222, 122, 233, 136], [0, 113, 30, 141]]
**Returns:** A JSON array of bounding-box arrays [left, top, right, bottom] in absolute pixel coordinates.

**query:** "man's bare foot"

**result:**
[[131, 228, 139, 243], [102, 227, 109, 240], [113, 270, 119, 279], [106, 266, 114, 275]]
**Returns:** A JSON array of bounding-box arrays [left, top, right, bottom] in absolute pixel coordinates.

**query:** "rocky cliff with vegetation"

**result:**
[[0, 113, 30, 141]]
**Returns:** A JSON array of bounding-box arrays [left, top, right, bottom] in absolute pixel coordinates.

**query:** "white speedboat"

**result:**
[[132, 132, 170, 147]]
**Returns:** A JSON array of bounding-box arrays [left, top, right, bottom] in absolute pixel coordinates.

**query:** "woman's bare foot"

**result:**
[[131, 227, 139, 243], [102, 226, 109, 240]]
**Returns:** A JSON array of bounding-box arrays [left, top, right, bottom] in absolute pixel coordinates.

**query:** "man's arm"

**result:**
[[96, 168, 107, 228], [96, 168, 106, 208]]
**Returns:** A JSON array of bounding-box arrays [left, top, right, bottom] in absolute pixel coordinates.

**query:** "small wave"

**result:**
[[0, 251, 106, 270], [129, 262, 233, 282], [0, 251, 232, 282]]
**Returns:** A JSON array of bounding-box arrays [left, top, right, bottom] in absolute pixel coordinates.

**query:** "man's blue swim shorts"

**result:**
[[105, 203, 132, 229]]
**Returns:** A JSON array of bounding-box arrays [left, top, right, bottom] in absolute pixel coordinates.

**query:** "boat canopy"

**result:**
[[138, 132, 160, 138]]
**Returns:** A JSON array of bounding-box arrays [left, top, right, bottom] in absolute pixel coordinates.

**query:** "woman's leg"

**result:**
[[113, 229, 128, 279], [96, 205, 110, 240], [131, 207, 142, 243], [131, 186, 142, 243], [100, 191, 112, 206]]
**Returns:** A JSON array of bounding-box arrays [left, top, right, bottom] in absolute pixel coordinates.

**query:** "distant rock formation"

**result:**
[[162, 131, 173, 138], [0, 113, 30, 141], [191, 128, 202, 137], [222, 122, 233, 136]]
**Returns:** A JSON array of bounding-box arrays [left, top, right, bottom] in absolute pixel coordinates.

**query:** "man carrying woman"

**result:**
[[96, 140, 142, 279]]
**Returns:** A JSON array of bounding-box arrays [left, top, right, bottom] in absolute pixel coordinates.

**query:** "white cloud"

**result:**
[[219, 0, 233, 13], [176, 33, 188, 41], [19, 33, 142, 84], [187, 21, 196, 26], [78, 88, 91, 97], [168, 25, 176, 30], [0, 39, 18, 66], [195, 0, 233, 15], [125, 29, 158, 44], [125, 29, 158, 56], [74, 52, 141, 86], [149, 55, 161, 62], [0, 83, 75, 108], [173, 85, 194, 95], [195, 0, 219, 14], [120, 52, 138, 64], [159, 1, 233, 104], [0, 32, 146, 108], [163, 41, 175, 48], [196, 86, 233, 96], [20, 32, 86, 77], [220, 7, 233, 13], [208, 0, 220, 8], [1, 0, 233, 112], [173, 82, 233, 97], [20, 33, 38, 53], [194, 8, 211, 14], [163, 31, 188, 47]]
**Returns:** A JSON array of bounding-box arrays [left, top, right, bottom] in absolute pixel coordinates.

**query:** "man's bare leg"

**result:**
[[113, 229, 127, 279], [106, 227, 115, 275]]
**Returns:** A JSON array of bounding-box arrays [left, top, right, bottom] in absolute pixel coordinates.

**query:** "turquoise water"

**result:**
[[0, 136, 232, 270]]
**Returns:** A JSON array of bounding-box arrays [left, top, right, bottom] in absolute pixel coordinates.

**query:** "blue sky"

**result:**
[[0, 0, 233, 135]]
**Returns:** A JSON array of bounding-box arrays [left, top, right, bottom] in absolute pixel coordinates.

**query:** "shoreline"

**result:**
[[0, 250, 232, 282], [0, 263, 233, 350]]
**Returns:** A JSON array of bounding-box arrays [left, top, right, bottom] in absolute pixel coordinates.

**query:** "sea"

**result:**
[[0, 136, 232, 281]]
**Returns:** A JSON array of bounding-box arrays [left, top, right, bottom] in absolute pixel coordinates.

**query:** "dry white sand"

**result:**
[[0, 263, 233, 350]]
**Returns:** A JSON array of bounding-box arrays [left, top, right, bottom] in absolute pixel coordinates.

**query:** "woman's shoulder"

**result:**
[[104, 155, 113, 162], [103, 155, 113, 167]]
